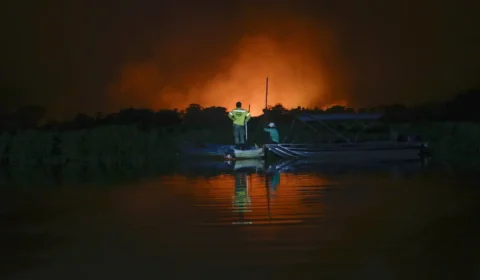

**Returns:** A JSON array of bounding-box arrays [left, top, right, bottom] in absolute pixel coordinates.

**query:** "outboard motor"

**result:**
[[224, 151, 236, 160]]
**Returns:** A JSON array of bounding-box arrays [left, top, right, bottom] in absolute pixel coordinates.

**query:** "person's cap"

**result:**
[[268, 122, 275, 127]]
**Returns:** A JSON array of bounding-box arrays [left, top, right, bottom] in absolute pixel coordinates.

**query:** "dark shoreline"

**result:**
[[0, 121, 479, 170]]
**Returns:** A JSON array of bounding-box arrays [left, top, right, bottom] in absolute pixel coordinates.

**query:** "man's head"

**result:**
[[236, 101, 242, 108]]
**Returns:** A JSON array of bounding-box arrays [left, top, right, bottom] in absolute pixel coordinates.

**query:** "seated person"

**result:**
[[264, 122, 279, 144]]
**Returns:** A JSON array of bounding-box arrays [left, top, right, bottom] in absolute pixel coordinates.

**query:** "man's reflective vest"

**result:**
[[228, 108, 251, 126]]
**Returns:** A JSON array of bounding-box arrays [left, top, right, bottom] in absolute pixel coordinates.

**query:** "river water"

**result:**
[[1, 160, 479, 279]]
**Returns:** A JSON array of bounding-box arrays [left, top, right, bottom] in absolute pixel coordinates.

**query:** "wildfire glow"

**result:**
[[108, 20, 348, 116]]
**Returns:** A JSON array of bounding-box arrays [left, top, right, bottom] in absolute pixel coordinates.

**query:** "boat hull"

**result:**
[[265, 141, 426, 163], [179, 144, 263, 159], [233, 148, 264, 159]]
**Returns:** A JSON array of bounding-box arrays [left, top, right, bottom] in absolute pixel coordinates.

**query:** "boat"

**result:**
[[179, 143, 264, 159], [265, 141, 426, 162], [264, 112, 430, 162], [229, 147, 264, 159]]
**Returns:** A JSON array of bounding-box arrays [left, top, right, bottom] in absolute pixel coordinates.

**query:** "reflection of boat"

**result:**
[[231, 148, 264, 159], [178, 160, 232, 172], [269, 158, 427, 174], [233, 159, 264, 171], [177, 159, 264, 174], [179, 143, 264, 159]]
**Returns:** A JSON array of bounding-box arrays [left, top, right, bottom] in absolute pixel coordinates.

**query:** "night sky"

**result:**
[[1, 0, 479, 119]]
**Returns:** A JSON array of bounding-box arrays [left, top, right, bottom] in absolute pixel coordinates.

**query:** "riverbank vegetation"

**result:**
[[1, 89, 480, 169]]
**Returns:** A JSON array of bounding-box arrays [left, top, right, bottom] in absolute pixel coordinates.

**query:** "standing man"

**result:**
[[228, 101, 251, 149]]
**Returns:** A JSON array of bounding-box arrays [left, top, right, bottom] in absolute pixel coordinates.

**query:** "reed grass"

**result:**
[[0, 125, 178, 167], [1, 122, 480, 170], [407, 122, 480, 168]]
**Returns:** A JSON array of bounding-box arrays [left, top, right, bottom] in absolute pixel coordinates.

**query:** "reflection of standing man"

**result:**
[[233, 172, 252, 220], [265, 165, 280, 221], [266, 165, 280, 191]]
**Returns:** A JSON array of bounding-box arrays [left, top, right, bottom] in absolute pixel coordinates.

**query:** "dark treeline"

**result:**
[[1, 89, 480, 132]]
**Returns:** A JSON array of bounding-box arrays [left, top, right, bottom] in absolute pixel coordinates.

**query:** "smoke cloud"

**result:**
[[108, 17, 348, 116]]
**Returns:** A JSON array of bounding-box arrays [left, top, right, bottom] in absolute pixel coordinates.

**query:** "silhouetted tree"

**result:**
[[14, 105, 47, 128], [447, 89, 480, 121], [154, 109, 182, 125], [116, 107, 155, 124], [380, 104, 408, 121], [5, 87, 480, 133], [39, 120, 62, 130], [183, 104, 203, 125], [202, 106, 230, 126], [71, 113, 95, 129], [325, 105, 354, 113]]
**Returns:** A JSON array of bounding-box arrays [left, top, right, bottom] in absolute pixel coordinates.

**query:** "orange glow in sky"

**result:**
[[108, 21, 347, 116]]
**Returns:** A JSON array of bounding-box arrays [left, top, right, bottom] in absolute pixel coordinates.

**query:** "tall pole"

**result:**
[[265, 77, 269, 111], [245, 104, 250, 141]]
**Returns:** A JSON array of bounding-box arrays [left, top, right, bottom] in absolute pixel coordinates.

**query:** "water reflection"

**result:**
[[231, 159, 264, 172], [232, 172, 252, 223], [1, 159, 479, 279], [266, 163, 281, 192]]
